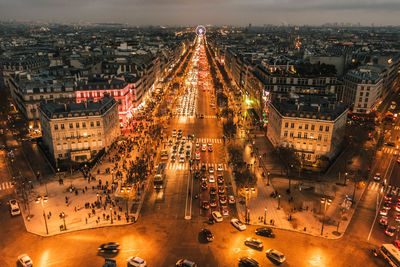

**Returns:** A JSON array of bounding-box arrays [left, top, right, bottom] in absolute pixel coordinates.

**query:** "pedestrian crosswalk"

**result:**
[[369, 181, 400, 196], [381, 147, 399, 155], [203, 115, 217, 119], [196, 138, 223, 144], [166, 162, 228, 171], [0, 182, 13, 191]]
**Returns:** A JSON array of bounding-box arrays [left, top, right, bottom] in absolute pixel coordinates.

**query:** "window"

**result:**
[[318, 134, 322, 141], [285, 122, 288, 128], [299, 124, 302, 129], [365, 98, 368, 103], [290, 132, 294, 137], [319, 125, 323, 131], [360, 92, 363, 96], [325, 126, 329, 132], [305, 124, 309, 130], [323, 145, 327, 151], [82, 122, 86, 128], [98, 131, 101, 136], [96, 121, 101, 127], [284, 131, 288, 137], [76, 122, 80, 128], [308, 143, 313, 150], [54, 124, 58, 130], [90, 122, 94, 127], [61, 124, 65, 130], [58, 154, 63, 158], [63, 143, 68, 149], [297, 132, 301, 138], [324, 136, 328, 142], [304, 133, 308, 139], [359, 97, 362, 102], [311, 125, 315, 131], [310, 133, 314, 139], [69, 123, 73, 129]]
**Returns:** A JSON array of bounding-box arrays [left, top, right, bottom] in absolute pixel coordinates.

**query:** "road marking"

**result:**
[[0, 182, 13, 191]]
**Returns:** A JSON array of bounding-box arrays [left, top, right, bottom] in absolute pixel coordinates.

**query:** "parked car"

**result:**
[[201, 201, 210, 210], [18, 254, 33, 267], [208, 166, 214, 173], [212, 211, 223, 222], [201, 228, 214, 242], [231, 218, 246, 231], [383, 202, 392, 210], [98, 242, 120, 253], [209, 199, 217, 207], [127, 256, 147, 267], [266, 249, 286, 263], [244, 238, 263, 250], [219, 196, 227, 205], [217, 164, 223, 172], [380, 209, 388, 216], [210, 186, 217, 195], [228, 195, 235, 204], [217, 175, 224, 184], [255, 227, 275, 238], [238, 257, 259, 267], [221, 206, 229, 216], [374, 173, 381, 181], [201, 182, 208, 191], [209, 175, 215, 183]]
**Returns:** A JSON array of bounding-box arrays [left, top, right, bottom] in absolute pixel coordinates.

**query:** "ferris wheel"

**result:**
[[195, 25, 206, 35]]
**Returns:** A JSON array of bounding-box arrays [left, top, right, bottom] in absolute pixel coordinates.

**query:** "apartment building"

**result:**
[[38, 96, 120, 163], [267, 96, 348, 165]]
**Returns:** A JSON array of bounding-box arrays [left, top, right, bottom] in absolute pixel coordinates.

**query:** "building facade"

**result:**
[[39, 96, 120, 163], [267, 96, 348, 165]]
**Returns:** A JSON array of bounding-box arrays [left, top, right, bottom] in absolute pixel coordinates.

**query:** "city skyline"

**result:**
[[0, 0, 400, 26]]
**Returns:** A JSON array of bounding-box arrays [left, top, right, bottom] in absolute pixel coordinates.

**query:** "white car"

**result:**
[[209, 166, 214, 173], [228, 195, 236, 204], [9, 199, 21, 216], [201, 143, 207, 151], [231, 218, 246, 231], [373, 173, 381, 181], [266, 249, 286, 263], [209, 175, 215, 183], [127, 256, 147, 267], [217, 164, 223, 172], [179, 156, 185, 163], [18, 254, 33, 267], [212, 211, 223, 222]]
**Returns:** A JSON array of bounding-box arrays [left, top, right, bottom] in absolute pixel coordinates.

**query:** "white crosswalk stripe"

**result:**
[[196, 138, 223, 144], [395, 126, 400, 130], [382, 147, 399, 155], [0, 182, 13, 191]]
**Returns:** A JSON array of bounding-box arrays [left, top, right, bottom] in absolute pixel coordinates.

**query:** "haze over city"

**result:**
[[0, 0, 400, 25]]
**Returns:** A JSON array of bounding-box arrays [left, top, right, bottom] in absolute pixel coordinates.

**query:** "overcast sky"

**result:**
[[0, 0, 399, 26]]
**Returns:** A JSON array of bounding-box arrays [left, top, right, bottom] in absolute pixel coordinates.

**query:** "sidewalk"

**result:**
[[230, 131, 367, 239]]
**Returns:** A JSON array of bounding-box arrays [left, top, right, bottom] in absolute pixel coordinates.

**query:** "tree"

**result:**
[[234, 168, 257, 188], [223, 119, 237, 138], [221, 107, 234, 118]]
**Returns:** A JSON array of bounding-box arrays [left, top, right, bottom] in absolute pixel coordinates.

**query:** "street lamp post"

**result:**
[[60, 212, 67, 230], [344, 172, 348, 186], [110, 207, 113, 224], [278, 194, 281, 210], [264, 208, 267, 224], [267, 171, 270, 186], [320, 197, 332, 236], [36, 195, 48, 235]]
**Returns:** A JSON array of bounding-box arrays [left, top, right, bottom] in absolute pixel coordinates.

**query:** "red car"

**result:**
[[201, 201, 210, 210], [209, 199, 217, 207]]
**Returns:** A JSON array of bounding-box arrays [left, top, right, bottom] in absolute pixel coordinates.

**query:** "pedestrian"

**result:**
[[74, 207, 77, 212], [85, 218, 88, 224]]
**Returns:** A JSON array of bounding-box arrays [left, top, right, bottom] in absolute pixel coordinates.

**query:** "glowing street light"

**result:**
[[36, 195, 49, 235]]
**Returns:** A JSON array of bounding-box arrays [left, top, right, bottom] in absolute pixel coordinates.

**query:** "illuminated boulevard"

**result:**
[[0, 34, 394, 267]]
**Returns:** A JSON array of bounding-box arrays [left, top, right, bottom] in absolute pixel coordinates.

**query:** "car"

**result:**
[[18, 254, 33, 267], [98, 242, 120, 253], [386, 226, 396, 237], [396, 203, 400, 212], [374, 173, 381, 181], [217, 175, 224, 184], [201, 228, 214, 242], [209, 166, 214, 173], [244, 238, 264, 250], [182, 137, 186, 142], [217, 164, 223, 172], [200, 114, 204, 119], [397, 157, 400, 164], [221, 205, 229, 216], [171, 155, 176, 162], [186, 145, 191, 151], [196, 142, 200, 148], [201, 164, 206, 171], [384, 202, 392, 210], [201, 201, 210, 210], [212, 211, 223, 222], [231, 218, 246, 231], [385, 194, 393, 201], [380, 208, 388, 216], [127, 256, 147, 267], [201, 143, 207, 151], [386, 142, 396, 147], [255, 227, 275, 237], [219, 196, 227, 205], [209, 175, 215, 183], [209, 199, 217, 207], [379, 216, 389, 226], [168, 140, 173, 146], [176, 259, 197, 267], [228, 195, 236, 204], [395, 213, 400, 222], [9, 199, 21, 216], [395, 240, 400, 250], [201, 182, 208, 191], [195, 151, 201, 160], [238, 257, 259, 267], [186, 151, 191, 158], [266, 249, 286, 263], [208, 146, 213, 152], [210, 186, 217, 195]]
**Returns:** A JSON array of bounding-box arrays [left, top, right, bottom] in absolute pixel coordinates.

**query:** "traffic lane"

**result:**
[[389, 160, 400, 187]]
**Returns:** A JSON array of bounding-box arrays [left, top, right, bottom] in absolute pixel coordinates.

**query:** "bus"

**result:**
[[380, 244, 400, 267], [153, 163, 166, 189]]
